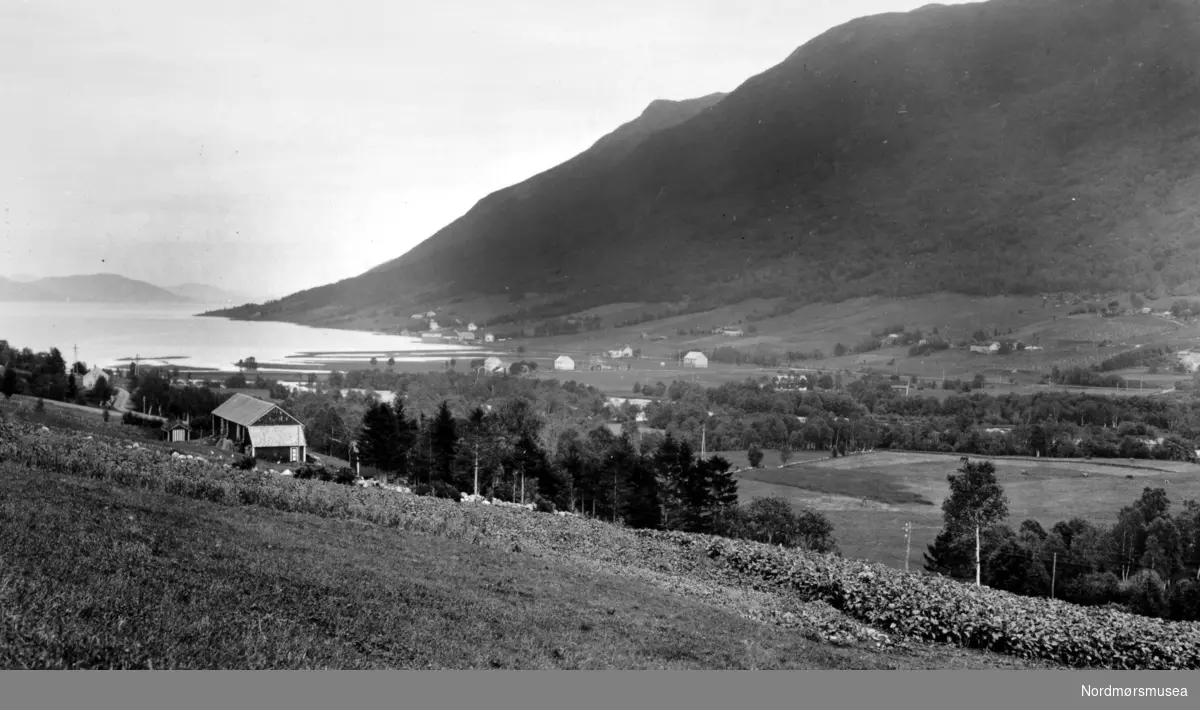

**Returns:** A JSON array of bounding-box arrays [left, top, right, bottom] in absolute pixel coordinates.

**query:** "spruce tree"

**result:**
[[431, 400, 458, 484], [2, 365, 18, 399]]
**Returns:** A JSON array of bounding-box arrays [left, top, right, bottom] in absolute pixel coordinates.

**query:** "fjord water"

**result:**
[[0, 301, 456, 372]]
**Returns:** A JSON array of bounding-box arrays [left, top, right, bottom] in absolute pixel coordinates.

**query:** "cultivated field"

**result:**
[[736, 451, 1200, 571]]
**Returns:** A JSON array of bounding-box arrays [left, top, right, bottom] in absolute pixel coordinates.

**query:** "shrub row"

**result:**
[[702, 537, 1200, 669]]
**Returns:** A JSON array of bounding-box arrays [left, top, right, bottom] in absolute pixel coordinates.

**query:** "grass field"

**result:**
[[735, 451, 1200, 570], [0, 456, 1051, 669]]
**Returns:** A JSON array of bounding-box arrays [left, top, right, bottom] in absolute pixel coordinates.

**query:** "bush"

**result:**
[[334, 467, 357, 485], [747, 444, 763, 468], [1123, 570, 1169, 619], [233, 454, 257, 471], [292, 464, 323, 480], [1168, 580, 1200, 622], [1063, 571, 1122, 607]]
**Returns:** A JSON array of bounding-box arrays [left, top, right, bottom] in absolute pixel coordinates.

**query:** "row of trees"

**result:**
[[349, 395, 837, 548], [0, 342, 112, 405], [924, 459, 1200, 620]]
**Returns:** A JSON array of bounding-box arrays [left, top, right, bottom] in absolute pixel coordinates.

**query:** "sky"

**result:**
[[1, 0, 977, 300]]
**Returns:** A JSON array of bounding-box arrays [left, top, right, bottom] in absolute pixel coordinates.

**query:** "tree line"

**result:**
[[925, 458, 1200, 621]]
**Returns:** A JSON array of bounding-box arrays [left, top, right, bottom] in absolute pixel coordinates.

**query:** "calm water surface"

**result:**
[[0, 301, 476, 372]]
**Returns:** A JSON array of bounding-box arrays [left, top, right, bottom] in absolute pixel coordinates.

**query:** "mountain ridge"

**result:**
[[210, 0, 1200, 328]]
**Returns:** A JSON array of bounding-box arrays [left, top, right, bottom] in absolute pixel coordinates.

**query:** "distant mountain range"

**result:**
[[0, 273, 261, 305], [205, 0, 1200, 328]]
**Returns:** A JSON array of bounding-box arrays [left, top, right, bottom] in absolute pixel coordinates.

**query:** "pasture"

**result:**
[[735, 451, 1200, 571]]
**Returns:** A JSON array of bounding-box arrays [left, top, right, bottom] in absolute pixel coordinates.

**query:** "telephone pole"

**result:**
[[473, 442, 480, 497], [1051, 553, 1058, 599], [975, 523, 982, 587], [904, 521, 912, 573]]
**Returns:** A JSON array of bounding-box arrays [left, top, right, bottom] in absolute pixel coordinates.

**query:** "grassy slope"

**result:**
[[0, 463, 1054, 669], [734, 451, 1200, 570]]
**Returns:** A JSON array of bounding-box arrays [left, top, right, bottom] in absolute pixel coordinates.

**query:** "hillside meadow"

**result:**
[[0, 412, 1054, 669]]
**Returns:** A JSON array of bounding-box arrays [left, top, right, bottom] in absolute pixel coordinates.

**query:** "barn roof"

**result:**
[[162, 419, 192, 431], [211, 393, 278, 426], [248, 425, 307, 448]]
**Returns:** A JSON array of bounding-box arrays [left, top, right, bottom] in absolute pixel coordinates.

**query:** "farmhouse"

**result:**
[[721, 328, 744, 337], [79, 366, 108, 388], [454, 330, 475, 342], [554, 355, 576, 371], [161, 419, 191, 443], [682, 351, 708, 368], [467, 323, 478, 332], [211, 393, 307, 464], [483, 356, 504, 372], [483, 333, 495, 343], [607, 344, 634, 358]]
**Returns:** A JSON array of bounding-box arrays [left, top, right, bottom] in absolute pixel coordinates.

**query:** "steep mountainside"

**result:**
[[214, 0, 1200, 326], [26, 274, 187, 303]]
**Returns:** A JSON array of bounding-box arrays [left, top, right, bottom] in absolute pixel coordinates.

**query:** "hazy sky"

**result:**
[[1, 0, 976, 299]]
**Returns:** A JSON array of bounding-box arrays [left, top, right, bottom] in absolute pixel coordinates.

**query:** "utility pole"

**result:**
[[1051, 553, 1058, 599], [701, 422, 706, 459], [904, 521, 912, 573], [975, 523, 982, 587], [474, 443, 480, 497]]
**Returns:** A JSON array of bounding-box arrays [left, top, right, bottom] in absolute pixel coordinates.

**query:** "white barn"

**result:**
[[682, 351, 708, 368], [554, 355, 575, 371]]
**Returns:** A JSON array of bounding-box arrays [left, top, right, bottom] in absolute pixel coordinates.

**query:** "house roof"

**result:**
[[684, 351, 706, 359], [162, 419, 191, 431], [211, 393, 278, 426], [248, 425, 307, 448]]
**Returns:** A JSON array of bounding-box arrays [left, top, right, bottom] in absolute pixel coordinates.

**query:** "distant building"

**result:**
[[721, 328, 744, 337], [554, 355, 575, 371], [483, 333, 495, 343], [969, 345, 991, 354], [483, 356, 504, 372], [162, 419, 192, 443], [428, 319, 440, 331], [420, 332, 443, 342], [455, 330, 475, 341], [467, 323, 478, 332], [682, 351, 708, 368], [425, 310, 436, 318], [211, 393, 307, 464], [76, 365, 108, 390], [607, 344, 634, 358], [411, 313, 424, 320], [1140, 307, 1152, 315]]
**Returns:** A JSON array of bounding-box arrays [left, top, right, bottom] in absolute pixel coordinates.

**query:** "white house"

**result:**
[[428, 319, 440, 331], [77, 366, 109, 390], [682, 351, 708, 368], [607, 344, 634, 358], [721, 328, 744, 337], [467, 323, 478, 332], [483, 356, 504, 372], [411, 313, 424, 320], [483, 333, 495, 343], [420, 332, 443, 342], [554, 355, 575, 371], [455, 330, 475, 342]]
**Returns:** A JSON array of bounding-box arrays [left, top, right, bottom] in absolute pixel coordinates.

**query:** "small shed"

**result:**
[[554, 355, 576, 371], [162, 419, 192, 443], [682, 351, 708, 368], [483, 333, 495, 343]]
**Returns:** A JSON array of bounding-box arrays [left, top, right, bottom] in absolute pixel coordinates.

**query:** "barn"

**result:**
[[682, 351, 708, 368], [554, 355, 575, 371], [211, 393, 307, 464]]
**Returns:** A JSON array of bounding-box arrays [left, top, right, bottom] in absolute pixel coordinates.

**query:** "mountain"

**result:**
[[164, 283, 261, 306], [211, 0, 1200, 327], [21, 274, 187, 303], [0, 276, 52, 301]]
